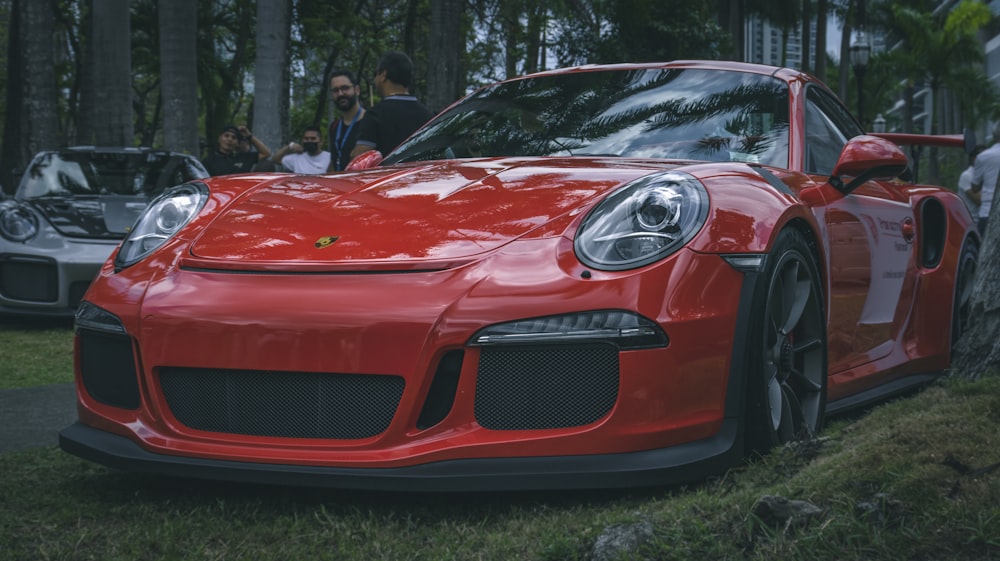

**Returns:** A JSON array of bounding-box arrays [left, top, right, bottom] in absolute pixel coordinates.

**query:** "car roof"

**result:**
[[517, 59, 808, 82], [51, 146, 196, 158]]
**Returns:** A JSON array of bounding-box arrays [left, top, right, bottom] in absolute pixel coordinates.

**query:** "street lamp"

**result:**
[[873, 113, 886, 133], [850, 30, 872, 127]]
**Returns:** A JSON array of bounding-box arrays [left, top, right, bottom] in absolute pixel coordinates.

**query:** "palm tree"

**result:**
[[92, 0, 133, 146], [22, 0, 60, 154], [887, 1, 991, 181], [427, 0, 465, 114], [749, 0, 803, 68], [254, 0, 290, 153], [159, 0, 199, 155], [890, 2, 990, 135]]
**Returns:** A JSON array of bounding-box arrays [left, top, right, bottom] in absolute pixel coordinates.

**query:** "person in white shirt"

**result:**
[[271, 126, 331, 174], [958, 145, 984, 219], [970, 125, 1000, 233]]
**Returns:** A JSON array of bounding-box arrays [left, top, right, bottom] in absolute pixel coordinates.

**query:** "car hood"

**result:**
[[30, 195, 150, 239], [190, 158, 667, 269]]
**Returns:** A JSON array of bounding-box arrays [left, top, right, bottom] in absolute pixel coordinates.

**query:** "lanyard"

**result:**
[[334, 109, 363, 170]]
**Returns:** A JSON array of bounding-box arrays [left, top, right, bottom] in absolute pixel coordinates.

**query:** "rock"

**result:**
[[591, 519, 655, 561], [855, 492, 907, 526], [751, 495, 823, 529]]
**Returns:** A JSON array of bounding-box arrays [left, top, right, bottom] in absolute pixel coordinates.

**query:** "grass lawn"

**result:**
[[0, 317, 74, 389], [1, 371, 998, 560]]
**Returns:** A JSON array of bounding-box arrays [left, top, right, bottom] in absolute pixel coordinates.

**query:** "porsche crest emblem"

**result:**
[[314, 236, 340, 249]]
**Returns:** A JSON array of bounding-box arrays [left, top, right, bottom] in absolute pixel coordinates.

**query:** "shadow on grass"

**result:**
[[52, 455, 702, 519], [0, 315, 74, 331]]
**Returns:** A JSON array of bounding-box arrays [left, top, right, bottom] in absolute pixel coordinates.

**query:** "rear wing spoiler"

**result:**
[[870, 132, 969, 183], [871, 132, 965, 149]]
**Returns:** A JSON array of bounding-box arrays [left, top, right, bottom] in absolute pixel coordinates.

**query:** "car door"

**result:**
[[802, 87, 918, 378]]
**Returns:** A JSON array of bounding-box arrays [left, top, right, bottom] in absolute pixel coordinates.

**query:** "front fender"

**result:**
[[685, 163, 819, 255]]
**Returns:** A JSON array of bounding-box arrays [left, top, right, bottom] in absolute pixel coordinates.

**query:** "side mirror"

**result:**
[[345, 150, 383, 171], [830, 135, 909, 195]]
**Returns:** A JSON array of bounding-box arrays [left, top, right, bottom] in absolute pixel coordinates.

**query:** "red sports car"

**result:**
[[60, 61, 978, 491]]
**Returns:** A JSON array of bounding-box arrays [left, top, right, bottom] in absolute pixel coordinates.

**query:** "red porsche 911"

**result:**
[[60, 61, 978, 491]]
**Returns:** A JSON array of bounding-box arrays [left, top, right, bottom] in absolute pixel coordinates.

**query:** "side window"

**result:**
[[804, 87, 864, 175]]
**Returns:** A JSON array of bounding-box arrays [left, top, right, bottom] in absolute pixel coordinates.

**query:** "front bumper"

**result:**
[[65, 238, 759, 489], [0, 239, 119, 316], [59, 419, 742, 492]]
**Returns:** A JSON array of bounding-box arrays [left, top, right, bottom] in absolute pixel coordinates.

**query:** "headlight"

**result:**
[[0, 202, 40, 242], [114, 183, 208, 269], [574, 171, 708, 270]]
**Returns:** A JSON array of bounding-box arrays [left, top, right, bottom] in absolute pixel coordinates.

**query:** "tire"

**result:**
[[745, 228, 827, 455], [951, 238, 978, 349]]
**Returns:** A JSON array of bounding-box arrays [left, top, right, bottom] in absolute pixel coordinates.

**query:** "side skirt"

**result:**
[[826, 372, 942, 417]]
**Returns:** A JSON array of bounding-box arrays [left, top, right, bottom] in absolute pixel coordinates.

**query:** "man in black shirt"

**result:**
[[327, 70, 366, 172], [202, 125, 272, 176], [350, 52, 433, 161]]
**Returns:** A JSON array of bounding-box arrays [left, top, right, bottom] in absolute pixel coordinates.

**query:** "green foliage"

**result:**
[[599, 0, 727, 63], [881, 1, 994, 136], [549, 0, 728, 66], [197, 0, 257, 154], [4, 0, 999, 175]]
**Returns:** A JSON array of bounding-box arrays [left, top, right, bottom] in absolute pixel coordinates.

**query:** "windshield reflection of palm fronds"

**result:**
[[386, 68, 789, 163]]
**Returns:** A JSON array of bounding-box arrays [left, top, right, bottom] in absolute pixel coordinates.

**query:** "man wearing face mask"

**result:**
[[271, 126, 331, 174]]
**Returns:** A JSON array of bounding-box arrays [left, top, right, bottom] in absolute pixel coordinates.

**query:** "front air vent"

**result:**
[[78, 330, 141, 409], [416, 350, 464, 430], [475, 344, 619, 430]]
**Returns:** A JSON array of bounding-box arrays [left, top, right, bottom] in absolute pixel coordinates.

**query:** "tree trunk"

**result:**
[[1, 0, 24, 193], [159, 0, 199, 155], [503, 8, 519, 79], [427, 0, 463, 114], [254, 0, 290, 152], [76, 0, 96, 146], [903, 81, 914, 134], [313, 47, 341, 136], [838, 18, 851, 101], [403, 0, 421, 61], [952, 208, 1000, 380], [716, 0, 744, 61], [22, 0, 60, 157], [92, 0, 133, 146], [524, 3, 544, 75], [801, 0, 812, 74], [815, 0, 827, 81]]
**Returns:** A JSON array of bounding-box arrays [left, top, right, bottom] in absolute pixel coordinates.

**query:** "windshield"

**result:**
[[384, 67, 790, 167], [18, 151, 208, 199]]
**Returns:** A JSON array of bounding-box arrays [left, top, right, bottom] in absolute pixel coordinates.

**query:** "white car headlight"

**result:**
[[575, 171, 708, 270], [0, 202, 40, 242], [115, 183, 208, 269]]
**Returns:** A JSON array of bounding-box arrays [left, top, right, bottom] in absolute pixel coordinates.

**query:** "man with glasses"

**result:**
[[327, 70, 366, 172]]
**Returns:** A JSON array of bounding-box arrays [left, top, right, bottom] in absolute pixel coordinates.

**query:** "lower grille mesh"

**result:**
[[0, 257, 57, 302], [475, 344, 619, 430], [159, 368, 404, 439]]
